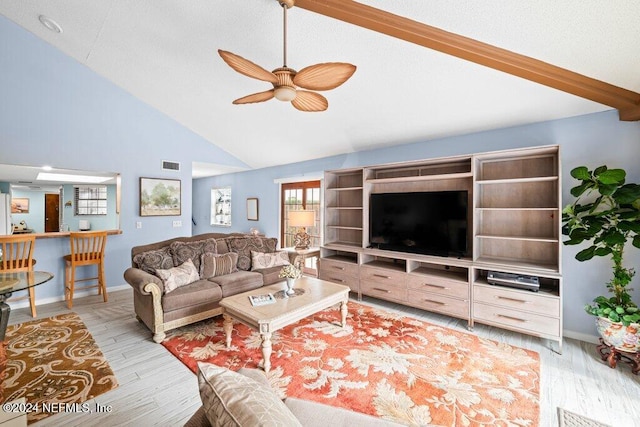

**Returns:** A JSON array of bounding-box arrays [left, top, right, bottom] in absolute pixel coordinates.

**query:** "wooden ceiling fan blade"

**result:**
[[291, 91, 328, 112], [233, 90, 275, 105], [293, 63, 356, 91], [218, 50, 278, 84]]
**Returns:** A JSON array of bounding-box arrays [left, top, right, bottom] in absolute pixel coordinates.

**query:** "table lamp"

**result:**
[[289, 210, 315, 250]]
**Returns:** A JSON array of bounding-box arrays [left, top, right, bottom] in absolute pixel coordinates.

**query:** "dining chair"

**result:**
[[64, 231, 108, 309], [0, 234, 37, 317]]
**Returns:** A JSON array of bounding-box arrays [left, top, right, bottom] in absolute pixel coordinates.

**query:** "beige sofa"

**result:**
[[185, 363, 403, 427], [124, 233, 291, 343]]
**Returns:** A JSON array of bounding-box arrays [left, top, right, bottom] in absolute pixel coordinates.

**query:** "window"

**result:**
[[281, 181, 321, 248], [75, 186, 107, 215]]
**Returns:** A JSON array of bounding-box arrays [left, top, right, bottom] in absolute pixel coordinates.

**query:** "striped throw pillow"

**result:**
[[200, 252, 238, 279]]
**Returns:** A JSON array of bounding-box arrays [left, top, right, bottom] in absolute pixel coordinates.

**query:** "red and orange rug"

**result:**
[[162, 302, 540, 426]]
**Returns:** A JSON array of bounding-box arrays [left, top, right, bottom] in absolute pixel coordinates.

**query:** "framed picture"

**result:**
[[211, 187, 232, 226], [11, 198, 29, 214], [247, 198, 259, 221], [139, 178, 181, 217]]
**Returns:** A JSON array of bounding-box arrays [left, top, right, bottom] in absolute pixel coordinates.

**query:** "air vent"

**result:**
[[162, 160, 180, 171], [18, 181, 33, 184]]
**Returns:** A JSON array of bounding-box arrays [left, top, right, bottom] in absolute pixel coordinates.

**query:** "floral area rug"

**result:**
[[1, 313, 118, 424], [162, 302, 540, 426]]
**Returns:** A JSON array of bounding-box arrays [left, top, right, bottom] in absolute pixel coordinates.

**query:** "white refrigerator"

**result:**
[[0, 194, 13, 235]]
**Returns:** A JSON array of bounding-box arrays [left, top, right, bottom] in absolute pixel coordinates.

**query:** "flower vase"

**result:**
[[286, 278, 295, 296]]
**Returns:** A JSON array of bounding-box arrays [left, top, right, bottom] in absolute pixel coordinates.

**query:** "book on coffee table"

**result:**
[[249, 293, 276, 306]]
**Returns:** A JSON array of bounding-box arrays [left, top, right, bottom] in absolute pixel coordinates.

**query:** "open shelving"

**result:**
[[321, 145, 562, 351]]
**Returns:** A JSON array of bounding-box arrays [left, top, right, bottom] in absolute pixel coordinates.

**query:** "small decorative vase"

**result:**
[[596, 316, 640, 353], [286, 278, 295, 296]]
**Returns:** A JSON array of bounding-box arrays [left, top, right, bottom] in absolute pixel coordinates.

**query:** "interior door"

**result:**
[[45, 193, 60, 232]]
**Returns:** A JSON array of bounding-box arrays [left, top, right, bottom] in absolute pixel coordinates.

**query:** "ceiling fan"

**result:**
[[218, 0, 356, 112]]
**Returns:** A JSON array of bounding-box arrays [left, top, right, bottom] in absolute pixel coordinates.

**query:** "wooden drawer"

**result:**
[[473, 302, 560, 337], [361, 280, 406, 302], [360, 265, 406, 286], [473, 285, 560, 316], [407, 289, 469, 319], [319, 259, 359, 277], [408, 274, 469, 299], [319, 270, 359, 292]]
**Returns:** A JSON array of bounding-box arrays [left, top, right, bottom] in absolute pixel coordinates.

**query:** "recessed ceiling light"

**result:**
[[42, 165, 52, 171], [38, 15, 63, 34], [37, 172, 111, 184]]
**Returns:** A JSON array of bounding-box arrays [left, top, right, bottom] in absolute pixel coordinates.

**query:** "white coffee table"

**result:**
[[219, 276, 350, 373]]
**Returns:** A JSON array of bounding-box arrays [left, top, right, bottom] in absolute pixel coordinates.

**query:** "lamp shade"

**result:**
[[289, 210, 315, 227]]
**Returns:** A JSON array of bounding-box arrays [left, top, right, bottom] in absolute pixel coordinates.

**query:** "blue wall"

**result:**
[[193, 110, 640, 339], [0, 15, 248, 302]]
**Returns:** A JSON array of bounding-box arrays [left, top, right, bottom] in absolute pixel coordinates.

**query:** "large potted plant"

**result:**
[[562, 165, 640, 353]]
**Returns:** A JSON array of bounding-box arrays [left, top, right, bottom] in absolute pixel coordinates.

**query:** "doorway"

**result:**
[[45, 193, 60, 232]]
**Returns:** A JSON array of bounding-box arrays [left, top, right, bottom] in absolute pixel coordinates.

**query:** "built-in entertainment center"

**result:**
[[319, 145, 562, 352]]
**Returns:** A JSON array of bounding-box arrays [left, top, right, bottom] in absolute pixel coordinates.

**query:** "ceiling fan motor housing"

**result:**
[[273, 67, 297, 101]]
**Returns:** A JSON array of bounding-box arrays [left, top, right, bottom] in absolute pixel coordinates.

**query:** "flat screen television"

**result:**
[[369, 191, 468, 257]]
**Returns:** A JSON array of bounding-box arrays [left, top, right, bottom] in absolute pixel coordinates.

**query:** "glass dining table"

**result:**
[[0, 271, 53, 341]]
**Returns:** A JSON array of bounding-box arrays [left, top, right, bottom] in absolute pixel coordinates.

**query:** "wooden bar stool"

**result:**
[[0, 234, 37, 317], [64, 231, 108, 309]]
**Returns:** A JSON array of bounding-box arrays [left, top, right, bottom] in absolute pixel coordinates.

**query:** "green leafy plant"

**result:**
[[562, 165, 640, 326]]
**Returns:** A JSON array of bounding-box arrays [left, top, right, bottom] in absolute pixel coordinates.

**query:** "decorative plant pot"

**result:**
[[285, 278, 296, 296], [596, 316, 640, 353]]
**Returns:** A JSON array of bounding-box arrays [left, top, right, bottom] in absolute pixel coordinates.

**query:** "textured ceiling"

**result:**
[[2, 1, 639, 175]]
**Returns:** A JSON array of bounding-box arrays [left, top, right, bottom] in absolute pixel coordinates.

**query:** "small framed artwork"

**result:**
[[140, 178, 181, 217], [11, 198, 29, 214], [247, 198, 259, 221], [211, 187, 232, 226]]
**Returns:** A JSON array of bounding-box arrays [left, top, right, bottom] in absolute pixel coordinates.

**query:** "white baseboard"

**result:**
[[6, 284, 131, 310], [563, 329, 599, 344]]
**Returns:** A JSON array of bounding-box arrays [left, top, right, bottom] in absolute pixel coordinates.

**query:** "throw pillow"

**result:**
[[133, 246, 174, 275], [226, 237, 278, 271], [155, 259, 200, 294], [170, 238, 218, 272], [197, 362, 301, 427], [200, 252, 238, 279], [250, 251, 290, 270]]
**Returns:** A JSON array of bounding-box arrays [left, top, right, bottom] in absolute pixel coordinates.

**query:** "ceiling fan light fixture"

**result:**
[[274, 86, 296, 102]]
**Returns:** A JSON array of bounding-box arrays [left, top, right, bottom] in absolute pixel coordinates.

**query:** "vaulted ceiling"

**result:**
[[2, 1, 639, 175]]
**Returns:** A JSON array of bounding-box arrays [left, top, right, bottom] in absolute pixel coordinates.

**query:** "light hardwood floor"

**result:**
[[6, 289, 640, 427]]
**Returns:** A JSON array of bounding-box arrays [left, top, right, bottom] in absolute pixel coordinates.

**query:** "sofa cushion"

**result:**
[[170, 238, 218, 272], [284, 398, 402, 427], [214, 238, 230, 255], [226, 237, 278, 271], [161, 279, 223, 312], [255, 266, 285, 286], [250, 251, 290, 270], [197, 363, 301, 427], [200, 252, 238, 279], [156, 259, 200, 294], [133, 246, 174, 275], [208, 271, 263, 297]]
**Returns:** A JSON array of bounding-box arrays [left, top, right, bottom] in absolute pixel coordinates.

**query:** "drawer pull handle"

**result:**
[[373, 287, 391, 293], [497, 296, 529, 304], [497, 314, 527, 323], [331, 278, 346, 283], [424, 284, 447, 289], [423, 299, 446, 306], [332, 266, 346, 271], [373, 274, 391, 279]]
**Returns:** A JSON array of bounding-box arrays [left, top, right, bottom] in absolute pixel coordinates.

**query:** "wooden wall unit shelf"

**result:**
[[320, 145, 563, 352]]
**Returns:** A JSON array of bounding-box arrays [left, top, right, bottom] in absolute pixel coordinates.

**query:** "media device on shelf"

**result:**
[[369, 191, 468, 257], [487, 271, 540, 292]]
